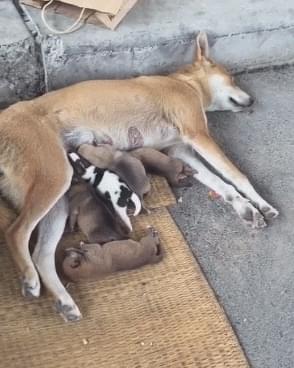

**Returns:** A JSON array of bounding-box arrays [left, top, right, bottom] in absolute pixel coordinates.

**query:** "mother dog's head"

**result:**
[[176, 32, 254, 112]]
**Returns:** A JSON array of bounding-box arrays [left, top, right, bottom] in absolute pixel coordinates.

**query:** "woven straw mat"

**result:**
[[0, 176, 249, 368]]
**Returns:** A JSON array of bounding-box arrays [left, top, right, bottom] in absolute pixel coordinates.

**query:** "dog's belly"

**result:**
[[63, 120, 180, 152], [95, 123, 181, 151]]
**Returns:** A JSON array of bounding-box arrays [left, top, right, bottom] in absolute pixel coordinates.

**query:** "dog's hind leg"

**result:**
[[168, 144, 267, 229], [32, 196, 82, 322], [5, 147, 73, 299]]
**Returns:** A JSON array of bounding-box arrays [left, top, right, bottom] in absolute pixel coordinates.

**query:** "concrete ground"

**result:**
[[171, 66, 294, 368]]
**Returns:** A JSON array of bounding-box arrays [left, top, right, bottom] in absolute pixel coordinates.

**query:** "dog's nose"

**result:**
[[247, 96, 254, 106]]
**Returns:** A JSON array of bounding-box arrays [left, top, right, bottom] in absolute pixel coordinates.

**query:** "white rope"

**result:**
[[17, 2, 49, 92], [41, 0, 86, 34]]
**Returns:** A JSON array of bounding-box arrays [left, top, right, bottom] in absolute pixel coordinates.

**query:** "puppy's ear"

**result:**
[[195, 31, 209, 62]]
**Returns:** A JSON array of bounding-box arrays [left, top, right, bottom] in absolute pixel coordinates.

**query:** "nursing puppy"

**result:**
[[62, 227, 162, 282], [130, 147, 194, 187], [68, 183, 129, 244], [78, 144, 151, 200], [68, 152, 141, 232]]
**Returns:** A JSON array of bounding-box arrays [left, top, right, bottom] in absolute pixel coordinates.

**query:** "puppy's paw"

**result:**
[[146, 226, 163, 262], [182, 163, 196, 177], [175, 175, 195, 187], [171, 162, 195, 187], [141, 204, 152, 215], [151, 241, 163, 263], [146, 226, 160, 243]]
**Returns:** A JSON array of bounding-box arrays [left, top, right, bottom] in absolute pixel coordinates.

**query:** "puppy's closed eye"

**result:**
[[70, 258, 81, 268], [65, 249, 83, 268]]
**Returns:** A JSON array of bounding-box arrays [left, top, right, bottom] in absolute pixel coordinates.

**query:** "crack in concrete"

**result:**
[[216, 24, 294, 39]]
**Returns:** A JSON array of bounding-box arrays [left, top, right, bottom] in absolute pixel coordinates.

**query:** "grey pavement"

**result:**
[[171, 66, 294, 368], [1, 0, 294, 107]]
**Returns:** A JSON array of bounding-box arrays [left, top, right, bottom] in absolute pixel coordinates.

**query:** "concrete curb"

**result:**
[[41, 26, 294, 92], [0, 1, 42, 108], [0, 1, 293, 106]]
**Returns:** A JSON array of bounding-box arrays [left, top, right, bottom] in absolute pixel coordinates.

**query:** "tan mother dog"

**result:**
[[0, 32, 278, 321]]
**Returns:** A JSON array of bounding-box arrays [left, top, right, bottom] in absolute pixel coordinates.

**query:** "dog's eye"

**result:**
[[229, 97, 240, 106]]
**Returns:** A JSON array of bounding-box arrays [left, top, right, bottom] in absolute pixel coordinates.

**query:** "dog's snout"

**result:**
[[247, 96, 254, 106]]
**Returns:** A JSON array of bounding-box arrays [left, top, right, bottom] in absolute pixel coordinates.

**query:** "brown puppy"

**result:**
[[62, 227, 162, 282], [68, 182, 129, 244]]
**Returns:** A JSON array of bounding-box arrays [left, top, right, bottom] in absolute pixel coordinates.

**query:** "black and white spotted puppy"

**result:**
[[68, 152, 141, 232]]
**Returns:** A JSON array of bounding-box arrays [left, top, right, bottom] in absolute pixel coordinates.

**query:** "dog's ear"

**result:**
[[195, 31, 209, 62]]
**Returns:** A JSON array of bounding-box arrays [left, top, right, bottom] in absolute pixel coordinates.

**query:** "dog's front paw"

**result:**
[[55, 300, 82, 322], [261, 206, 279, 220], [21, 273, 41, 299], [241, 205, 267, 229], [232, 196, 267, 230]]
